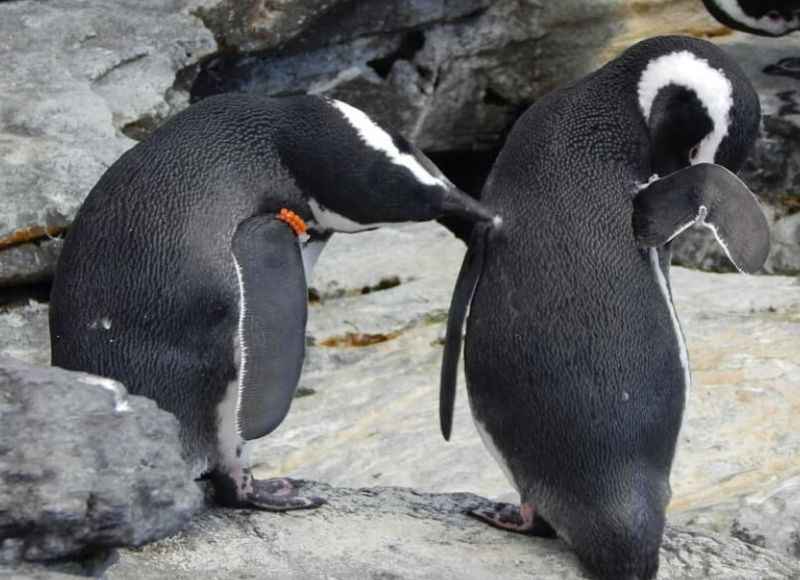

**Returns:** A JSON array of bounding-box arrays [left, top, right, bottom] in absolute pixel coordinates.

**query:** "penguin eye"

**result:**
[[689, 145, 700, 162], [766, 10, 782, 21]]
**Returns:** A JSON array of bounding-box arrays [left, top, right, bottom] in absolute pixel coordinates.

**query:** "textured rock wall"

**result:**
[[4, 0, 797, 286]]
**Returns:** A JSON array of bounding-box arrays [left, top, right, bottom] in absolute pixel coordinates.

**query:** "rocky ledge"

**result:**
[[0, 355, 202, 566], [5, 482, 798, 580]]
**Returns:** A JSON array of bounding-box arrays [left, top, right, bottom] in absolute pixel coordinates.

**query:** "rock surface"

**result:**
[[102, 482, 800, 579], [0, 0, 216, 283], [0, 355, 203, 564], [674, 473, 800, 561], [2, 223, 799, 565]]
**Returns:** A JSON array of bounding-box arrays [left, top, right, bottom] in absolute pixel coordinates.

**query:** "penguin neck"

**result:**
[[275, 104, 367, 229]]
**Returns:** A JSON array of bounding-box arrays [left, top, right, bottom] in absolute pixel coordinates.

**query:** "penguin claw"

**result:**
[[246, 477, 326, 512], [469, 502, 557, 538]]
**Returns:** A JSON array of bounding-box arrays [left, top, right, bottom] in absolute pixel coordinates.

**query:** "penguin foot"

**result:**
[[246, 477, 326, 512], [469, 502, 557, 537]]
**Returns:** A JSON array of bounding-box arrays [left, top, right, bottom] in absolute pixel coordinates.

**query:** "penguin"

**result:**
[[439, 36, 769, 580], [702, 0, 800, 36], [49, 93, 499, 511]]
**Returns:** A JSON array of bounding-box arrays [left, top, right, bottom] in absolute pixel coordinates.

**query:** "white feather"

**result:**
[[638, 50, 733, 164], [329, 99, 446, 188], [649, 249, 692, 390]]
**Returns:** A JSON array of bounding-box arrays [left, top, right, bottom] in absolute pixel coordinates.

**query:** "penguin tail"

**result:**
[[440, 220, 493, 441]]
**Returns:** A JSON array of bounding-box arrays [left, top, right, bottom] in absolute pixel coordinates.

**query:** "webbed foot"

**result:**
[[211, 469, 325, 512], [470, 501, 557, 537], [246, 477, 325, 511]]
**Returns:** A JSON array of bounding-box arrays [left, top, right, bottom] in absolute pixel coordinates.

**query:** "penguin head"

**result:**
[[296, 99, 498, 233], [558, 482, 668, 580], [702, 0, 800, 36], [634, 36, 760, 177]]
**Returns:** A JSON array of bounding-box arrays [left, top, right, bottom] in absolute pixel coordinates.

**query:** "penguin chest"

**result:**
[[647, 248, 691, 390]]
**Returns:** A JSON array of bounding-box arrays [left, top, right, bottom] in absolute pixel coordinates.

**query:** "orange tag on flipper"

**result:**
[[277, 208, 308, 237]]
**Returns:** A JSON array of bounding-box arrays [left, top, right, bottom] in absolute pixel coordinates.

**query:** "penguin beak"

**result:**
[[440, 187, 499, 224]]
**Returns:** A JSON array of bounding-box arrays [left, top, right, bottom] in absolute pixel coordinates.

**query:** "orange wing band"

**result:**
[[277, 208, 308, 237]]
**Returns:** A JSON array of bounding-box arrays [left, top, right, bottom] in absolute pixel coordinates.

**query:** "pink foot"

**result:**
[[470, 501, 557, 537]]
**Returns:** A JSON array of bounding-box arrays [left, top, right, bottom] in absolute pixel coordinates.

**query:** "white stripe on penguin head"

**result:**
[[637, 50, 734, 165], [329, 99, 446, 188]]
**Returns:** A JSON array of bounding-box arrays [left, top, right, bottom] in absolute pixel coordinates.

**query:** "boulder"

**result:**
[[190, 0, 625, 152], [0, 0, 216, 285], [0, 355, 202, 564]]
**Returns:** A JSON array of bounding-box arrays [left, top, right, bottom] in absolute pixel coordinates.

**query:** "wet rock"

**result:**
[[0, 355, 202, 564], [0, 0, 216, 284]]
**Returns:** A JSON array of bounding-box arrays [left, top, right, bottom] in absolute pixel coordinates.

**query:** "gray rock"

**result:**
[[0, 0, 216, 283], [0, 302, 50, 367], [0, 355, 203, 564], [190, 0, 622, 151], [674, 474, 800, 560], [0, 240, 63, 289], [96, 482, 799, 580]]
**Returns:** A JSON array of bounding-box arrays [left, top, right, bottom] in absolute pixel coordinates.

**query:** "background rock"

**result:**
[[7, 0, 798, 285], [0, 0, 216, 284], [0, 355, 202, 564]]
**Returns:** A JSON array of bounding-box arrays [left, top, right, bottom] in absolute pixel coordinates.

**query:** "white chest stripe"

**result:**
[[649, 249, 692, 389], [231, 254, 247, 436], [473, 417, 519, 493], [307, 198, 388, 233], [637, 51, 733, 164]]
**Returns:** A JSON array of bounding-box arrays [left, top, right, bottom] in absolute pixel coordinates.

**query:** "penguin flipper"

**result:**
[[231, 216, 307, 441], [632, 163, 770, 274], [440, 223, 489, 441]]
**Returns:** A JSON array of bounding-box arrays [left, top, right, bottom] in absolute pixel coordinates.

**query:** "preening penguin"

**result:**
[[702, 0, 800, 36], [50, 93, 498, 510], [440, 36, 768, 580]]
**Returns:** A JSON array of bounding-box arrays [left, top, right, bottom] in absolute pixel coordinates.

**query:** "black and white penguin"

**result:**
[[702, 0, 800, 36], [439, 36, 769, 579], [50, 93, 498, 511]]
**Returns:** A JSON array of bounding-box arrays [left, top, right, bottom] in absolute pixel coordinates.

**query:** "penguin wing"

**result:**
[[231, 216, 308, 441], [632, 163, 770, 274], [440, 222, 489, 441]]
